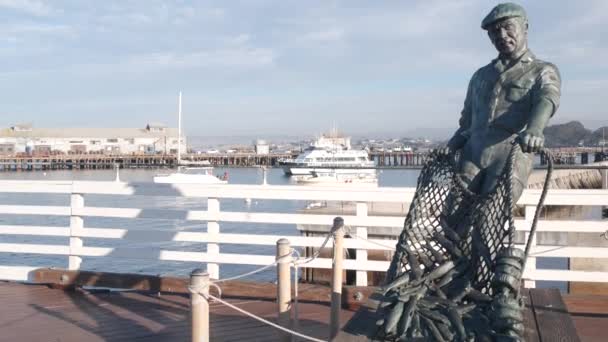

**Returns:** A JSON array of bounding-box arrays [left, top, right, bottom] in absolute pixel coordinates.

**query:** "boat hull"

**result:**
[[280, 163, 376, 176]]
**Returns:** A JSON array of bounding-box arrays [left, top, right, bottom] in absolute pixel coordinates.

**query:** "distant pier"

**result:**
[[541, 147, 607, 165], [0, 152, 298, 171], [0, 151, 432, 170], [0, 147, 604, 171]]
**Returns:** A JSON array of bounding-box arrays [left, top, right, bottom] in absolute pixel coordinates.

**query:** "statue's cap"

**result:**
[[481, 3, 527, 30]]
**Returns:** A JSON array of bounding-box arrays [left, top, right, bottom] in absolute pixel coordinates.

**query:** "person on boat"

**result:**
[[445, 2, 561, 201]]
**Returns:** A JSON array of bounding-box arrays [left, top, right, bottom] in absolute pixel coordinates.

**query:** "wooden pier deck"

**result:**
[[2, 281, 607, 342], [0, 281, 355, 342]]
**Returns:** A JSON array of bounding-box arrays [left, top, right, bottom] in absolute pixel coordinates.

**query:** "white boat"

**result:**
[[279, 129, 376, 176], [180, 159, 212, 167], [153, 92, 227, 185], [293, 169, 378, 187]]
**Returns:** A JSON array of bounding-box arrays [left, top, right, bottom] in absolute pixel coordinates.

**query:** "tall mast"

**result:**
[[177, 91, 182, 166]]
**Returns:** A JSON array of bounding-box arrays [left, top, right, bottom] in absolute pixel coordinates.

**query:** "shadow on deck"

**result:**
[[0, 281, 354, 341]]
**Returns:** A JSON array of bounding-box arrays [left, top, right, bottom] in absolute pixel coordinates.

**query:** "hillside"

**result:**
[[543, 121, 606, 147]]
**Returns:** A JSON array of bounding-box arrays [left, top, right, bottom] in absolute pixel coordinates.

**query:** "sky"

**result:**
[[0, 0, 606, 139]]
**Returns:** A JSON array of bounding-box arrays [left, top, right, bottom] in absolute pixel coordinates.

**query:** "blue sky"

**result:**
[[0, 0, 606, 138]]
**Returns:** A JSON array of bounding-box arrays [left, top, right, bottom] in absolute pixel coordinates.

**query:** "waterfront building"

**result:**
[[0, 123, 184, 155], [254, 139, 270, 155]]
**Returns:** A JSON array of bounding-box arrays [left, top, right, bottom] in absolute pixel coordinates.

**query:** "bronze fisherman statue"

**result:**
[[370, 4, 561, 341], [446, 2, 561, 201]]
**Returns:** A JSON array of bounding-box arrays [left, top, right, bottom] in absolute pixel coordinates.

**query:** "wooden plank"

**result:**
[[0, 180, 607, 205], [33, 268, 188, 293], [30, 268, 372, 307], [75, 207, 405, 228], [0, 205, 70, 216], [0, 180, 72, 194], [522, 288, 541, 342], [514, 219, 608, 233], [0, 225, 70, 236], [529, 288, 581, 342], [0, 266, 38, 281], [524, 246, 608, 259], [570, 282, 608, 295], [70, 181, 416, 202], [0, 225, 398, 251], [563, 293, 608, 342], [518, 189, 608, 206], [0, 243, 70, 255], [525, 270, 608, 283]]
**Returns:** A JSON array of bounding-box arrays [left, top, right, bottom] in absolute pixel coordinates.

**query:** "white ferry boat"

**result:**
[[279, 130, 376, 176]]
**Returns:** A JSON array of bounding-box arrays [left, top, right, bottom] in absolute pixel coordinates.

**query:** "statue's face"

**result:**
[[487, 17, 527, 57]]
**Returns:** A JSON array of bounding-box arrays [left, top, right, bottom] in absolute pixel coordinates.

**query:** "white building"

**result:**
[[0, 123, 185, 156], [255, 139, 270, 155]]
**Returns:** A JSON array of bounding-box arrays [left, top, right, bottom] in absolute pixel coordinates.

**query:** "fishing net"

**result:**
[[376, 144, 552, 341]]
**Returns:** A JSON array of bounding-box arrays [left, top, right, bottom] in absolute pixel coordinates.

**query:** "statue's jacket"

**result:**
[[455, 49, 561, 182], [460, 49, 560, 139]]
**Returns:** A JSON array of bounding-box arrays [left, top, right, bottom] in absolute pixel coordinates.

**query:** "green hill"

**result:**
[[543, 121, 606, 147]]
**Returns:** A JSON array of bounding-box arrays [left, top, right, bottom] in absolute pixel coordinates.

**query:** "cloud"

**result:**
[[127, 48, 276, 70], [0, 0, 605, 136], [0, 0, 54, 16], [563, 79, 608, 95], [0, 22, 72, 35], [301, 28, 345, 42], [0, 46, 276, 78], [340, 0, 482, 41], [225, 34, 251, 45], [94, 4, 225, 28]]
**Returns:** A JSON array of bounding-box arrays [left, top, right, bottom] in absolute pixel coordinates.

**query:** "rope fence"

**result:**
[[205, 293, 325, 342], [188, 217, 347, 342]]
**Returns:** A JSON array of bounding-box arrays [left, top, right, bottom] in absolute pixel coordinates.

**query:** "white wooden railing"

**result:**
[[0, 180, 606, 288]]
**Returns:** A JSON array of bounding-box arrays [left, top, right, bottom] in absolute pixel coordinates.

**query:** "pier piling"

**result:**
[[190, 269, 210, 342], [330, 217, 345, 340], [276, 238, 292, 342]]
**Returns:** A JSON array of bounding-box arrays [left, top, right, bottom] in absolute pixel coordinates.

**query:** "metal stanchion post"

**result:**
[[190, 269, 210, 342], [330, 217, 345, 340], [276, 238, 292, 342]]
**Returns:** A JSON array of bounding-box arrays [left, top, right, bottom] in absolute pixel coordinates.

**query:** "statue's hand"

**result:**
[[441, 134, 467, 155], [519, 129, 545, 153]]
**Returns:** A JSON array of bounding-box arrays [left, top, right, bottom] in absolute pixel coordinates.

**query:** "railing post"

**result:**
[[207, 197, 220, 279], [190, 269, 209, 342], [330, 217, 345, 340], [276, 238, 292, 342], [524, 205, 537, 288], [355, 202, 368, 286], [69, 192, 84, 270], [602, 167, 607, 229]]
